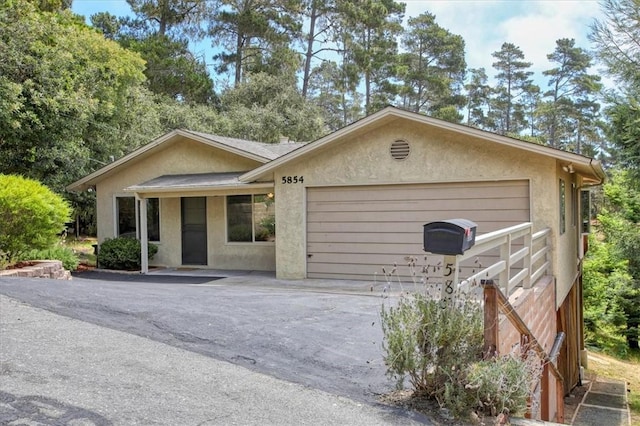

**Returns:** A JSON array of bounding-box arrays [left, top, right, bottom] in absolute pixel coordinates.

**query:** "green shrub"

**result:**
[[381, 294, 484, 398], [466, 352, 542, 417], [381, 292, 542, 420], [0, 174, 71, 268], [18, 245, 80, 271], [97, 237, 158, 270]]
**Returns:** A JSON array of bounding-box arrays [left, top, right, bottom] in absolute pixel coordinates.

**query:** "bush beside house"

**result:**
[[0, 174, 72, 269], [97, 237, 158, 270]]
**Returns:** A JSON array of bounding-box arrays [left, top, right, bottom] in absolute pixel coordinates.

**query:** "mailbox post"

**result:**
[[423, 219, 477, 303]]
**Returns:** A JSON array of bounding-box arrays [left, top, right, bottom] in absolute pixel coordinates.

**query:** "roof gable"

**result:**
[[239, 106, 605, 184], [67, 130, 305, 191]]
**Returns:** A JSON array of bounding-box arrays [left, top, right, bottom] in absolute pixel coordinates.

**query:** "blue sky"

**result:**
[[71, 0, 605, 88]]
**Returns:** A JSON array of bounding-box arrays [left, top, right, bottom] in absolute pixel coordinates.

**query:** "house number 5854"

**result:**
[[282, 176, 304, 184]]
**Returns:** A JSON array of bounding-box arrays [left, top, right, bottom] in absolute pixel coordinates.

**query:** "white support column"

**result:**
[[137, 194, 149, 274]]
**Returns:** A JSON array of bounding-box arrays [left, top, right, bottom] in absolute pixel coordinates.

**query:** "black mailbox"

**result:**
[[423, 219, 477, 255]]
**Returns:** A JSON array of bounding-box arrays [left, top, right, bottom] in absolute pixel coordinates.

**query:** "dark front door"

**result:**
[[181, 197, 207, 265]]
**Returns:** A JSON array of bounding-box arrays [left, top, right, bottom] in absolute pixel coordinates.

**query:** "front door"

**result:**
[[181, 197, 207, 265]]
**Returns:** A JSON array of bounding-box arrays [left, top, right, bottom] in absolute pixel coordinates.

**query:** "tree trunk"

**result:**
[[302, 4, 318, 98], [235, 33, 243, 86]]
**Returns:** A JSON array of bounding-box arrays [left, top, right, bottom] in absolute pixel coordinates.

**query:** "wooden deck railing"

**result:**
[[483, 280, 565, 422], [441, 223, 562, 422], [454, 222, 551, 297]]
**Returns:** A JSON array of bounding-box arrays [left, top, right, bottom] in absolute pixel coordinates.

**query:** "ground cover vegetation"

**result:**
[[1, 0, 639, 404]]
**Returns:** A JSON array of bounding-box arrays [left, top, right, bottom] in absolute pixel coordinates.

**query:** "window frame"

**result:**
[[559, 179, 566, 235], [114, 195, 161, 242], [225, 194, 275, 244]]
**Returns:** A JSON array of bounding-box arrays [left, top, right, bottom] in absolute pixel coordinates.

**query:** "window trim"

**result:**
[[559, 179, 566, 235], [113, 195, 161, 243], [225, 194, 275, 244]]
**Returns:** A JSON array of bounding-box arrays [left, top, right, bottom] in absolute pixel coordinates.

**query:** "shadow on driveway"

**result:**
[[72, 270, 221, 284]]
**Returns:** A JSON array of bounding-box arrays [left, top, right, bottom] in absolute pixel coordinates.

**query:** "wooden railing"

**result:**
[[454, 222, 552, 297], [445, 223, 563, 422], [483, 280, 565, 422]]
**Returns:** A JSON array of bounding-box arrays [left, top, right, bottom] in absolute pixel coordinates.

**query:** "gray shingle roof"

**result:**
[[184, 131, 306, 160], [126, 172, 248, 191]]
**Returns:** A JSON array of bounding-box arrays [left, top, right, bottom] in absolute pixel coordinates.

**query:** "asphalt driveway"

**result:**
[[0, 272, 430, 424]]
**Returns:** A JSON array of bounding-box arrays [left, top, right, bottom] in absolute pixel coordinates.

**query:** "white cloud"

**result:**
[[402, 0, 604, 86]]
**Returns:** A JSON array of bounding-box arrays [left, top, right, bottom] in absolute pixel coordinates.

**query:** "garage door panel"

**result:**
[[308, 242, 423, 255], [307, 197, 529, 213], [307, 222, 423, 233], [308, 182, 529, 203], [308, 232, 420, 244], [307, 209, 530, 223], [306, 181, 530, 280]]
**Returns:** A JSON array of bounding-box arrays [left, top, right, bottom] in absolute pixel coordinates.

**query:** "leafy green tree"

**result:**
[[583, 232, 631, 355], [539, 38, 602, 150], [590, 0, 640, 89], [465, 68, 492, 128], [126, 0, 213, 38], [490, 42, 536, 135], [338, 0, 405, 114], [128, 34, 217, 104], [0, 0, 148, 191], [27, 0, 72, 12], [590, 0, 640, 178], [219, 72, 325, 142], [307, 60, 363, 131], [0, 175, 71, 267], [92, 12, 217, 105], [397, 12, 466, 119], [300, 0, 340, 98], [209, 0, 303, 85], [605, 98, 640, 179]]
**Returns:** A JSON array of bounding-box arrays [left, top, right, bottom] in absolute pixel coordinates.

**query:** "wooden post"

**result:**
[[541, 362, 550, 421], [482, 279, 498, 358], [556, 377, 565, 423]]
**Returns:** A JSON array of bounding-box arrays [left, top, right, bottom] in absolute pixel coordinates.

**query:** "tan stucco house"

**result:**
[[67, 106, 604, 282], [68, 106, 605, 404]]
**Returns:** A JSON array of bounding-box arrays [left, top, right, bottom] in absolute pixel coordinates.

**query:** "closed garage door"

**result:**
[[306, 180, 530, 280]]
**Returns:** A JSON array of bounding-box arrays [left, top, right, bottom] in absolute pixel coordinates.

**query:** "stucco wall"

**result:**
[[94, 136, 275, 271], [274, 120, 559, 281]]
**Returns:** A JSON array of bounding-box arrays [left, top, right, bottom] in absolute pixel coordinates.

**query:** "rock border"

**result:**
[[0, 260, 72, 280]]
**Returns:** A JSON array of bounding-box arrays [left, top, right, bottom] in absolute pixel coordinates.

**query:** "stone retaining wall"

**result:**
[[0, 260, 72, 280]]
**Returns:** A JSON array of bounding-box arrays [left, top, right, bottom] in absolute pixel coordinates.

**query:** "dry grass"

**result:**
[[586, 350, 640, 426], [64, 236, 97, 267]]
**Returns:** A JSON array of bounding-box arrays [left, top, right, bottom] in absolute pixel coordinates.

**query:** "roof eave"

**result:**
[[123, 181, 274, 194]]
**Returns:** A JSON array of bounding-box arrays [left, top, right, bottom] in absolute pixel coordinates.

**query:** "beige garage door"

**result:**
[[306, 180, 530, 280]]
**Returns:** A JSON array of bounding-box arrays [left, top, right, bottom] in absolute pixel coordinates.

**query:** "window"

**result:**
[[147, 198, 160, 241], [559, 179, 566, 235], [571, 183, 577, 228], [116, 197, 160, 241], [226, 194, 275, 242], [117, 197, 136, 238], [581, 190, 591, 234]]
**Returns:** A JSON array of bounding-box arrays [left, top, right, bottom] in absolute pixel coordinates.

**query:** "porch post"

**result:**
[[482, 279, 499, 358], [137, 194, 149, 274]]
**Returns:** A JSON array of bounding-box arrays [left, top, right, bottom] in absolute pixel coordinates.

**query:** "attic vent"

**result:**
[[390, 139, 410, 160]]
